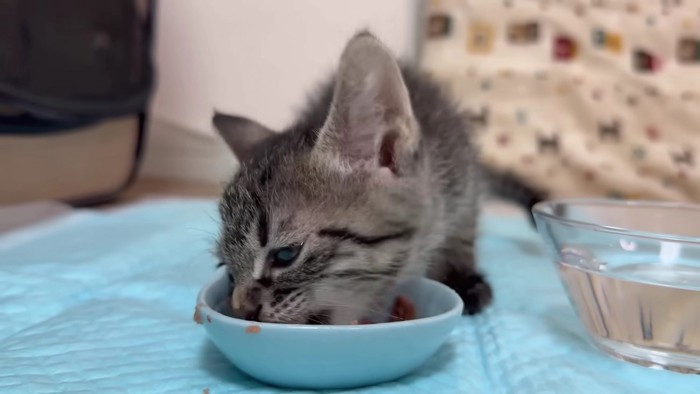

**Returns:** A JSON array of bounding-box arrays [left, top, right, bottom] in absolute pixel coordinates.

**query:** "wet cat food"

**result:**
[[389, 295, 417, 322], [352, 295, 417, 324]]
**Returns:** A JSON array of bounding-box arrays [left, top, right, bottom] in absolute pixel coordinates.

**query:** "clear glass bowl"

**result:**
[[533, 199, 700, 374]]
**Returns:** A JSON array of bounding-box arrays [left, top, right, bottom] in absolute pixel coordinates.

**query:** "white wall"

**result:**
[[142, 0, 420, 182], [150, 0, 420, 136]]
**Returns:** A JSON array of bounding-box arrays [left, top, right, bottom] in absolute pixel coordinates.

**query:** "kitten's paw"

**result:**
[[442, 271, 493, 315]]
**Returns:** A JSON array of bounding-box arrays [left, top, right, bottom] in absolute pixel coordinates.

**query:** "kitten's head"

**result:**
[[214, 32, 427, 324]]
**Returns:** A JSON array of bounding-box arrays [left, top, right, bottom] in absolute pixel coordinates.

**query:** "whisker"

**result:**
[[206, 212, 219, 226], [323, 272, 408, 282], [185, 227, 218, 238], [313, 300, 399, 320], [306, 313, 331, 325]]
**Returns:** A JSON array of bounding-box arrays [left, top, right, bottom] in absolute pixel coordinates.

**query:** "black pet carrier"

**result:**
[[0, 0, 155, 205]]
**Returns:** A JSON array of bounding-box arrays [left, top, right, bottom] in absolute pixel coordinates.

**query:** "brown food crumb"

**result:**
[[246, 325, 262, 334], [203, 388, 210, 394], [193, 303, 206, 325], [390, 295, 417, 322]]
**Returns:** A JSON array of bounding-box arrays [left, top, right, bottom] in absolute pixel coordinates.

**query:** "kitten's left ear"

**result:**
[[315, 32, 418, 174], [213, 112, 275, 162]]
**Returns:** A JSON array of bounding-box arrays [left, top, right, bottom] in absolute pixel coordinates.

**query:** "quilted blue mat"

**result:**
[[0, 199, 697, 393]]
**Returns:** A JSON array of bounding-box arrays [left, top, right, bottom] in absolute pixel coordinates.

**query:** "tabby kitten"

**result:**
[[214, 31, 540, 325]]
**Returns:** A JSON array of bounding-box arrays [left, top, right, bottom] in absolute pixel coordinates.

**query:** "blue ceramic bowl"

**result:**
[[196, 270, 463, 389]]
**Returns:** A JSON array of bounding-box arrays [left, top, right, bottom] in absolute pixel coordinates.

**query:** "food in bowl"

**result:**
[[389, 295, 418, 322], [351, 295, 418, 325], [533, 198, 700, 373]]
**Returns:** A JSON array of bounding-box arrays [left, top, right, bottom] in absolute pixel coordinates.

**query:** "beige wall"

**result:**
[[150, 0, 420, 135], [143, 0, 419, 183]]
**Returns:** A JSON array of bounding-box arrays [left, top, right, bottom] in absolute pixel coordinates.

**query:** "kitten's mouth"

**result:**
[[245, 305, 262, 322]]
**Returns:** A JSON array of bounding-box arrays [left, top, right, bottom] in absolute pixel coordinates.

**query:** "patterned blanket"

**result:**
[[421, 0, 700, 201]]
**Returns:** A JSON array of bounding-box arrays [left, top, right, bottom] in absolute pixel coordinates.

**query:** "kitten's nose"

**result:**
[[246, 285, 261, 305], [231, 284, 262, 320], [232, 284, 262, 307]]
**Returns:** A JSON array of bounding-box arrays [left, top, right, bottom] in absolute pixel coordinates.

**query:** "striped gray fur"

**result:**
[[214, 31, 543, 324]]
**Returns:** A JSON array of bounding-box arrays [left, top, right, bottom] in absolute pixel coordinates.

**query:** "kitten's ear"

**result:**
[[212, 112, 275, 161], [315, 32, 418, 174]]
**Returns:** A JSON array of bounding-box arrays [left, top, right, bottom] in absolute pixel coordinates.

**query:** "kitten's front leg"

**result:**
[[430, 232, 493, 315]]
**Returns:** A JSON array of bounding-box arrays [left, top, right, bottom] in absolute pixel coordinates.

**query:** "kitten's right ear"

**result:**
[[212, 112, 275, 162], [314, 31, 418, 175]]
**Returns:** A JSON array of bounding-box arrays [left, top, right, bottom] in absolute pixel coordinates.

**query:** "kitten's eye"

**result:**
[[270, 243, 303, 268]]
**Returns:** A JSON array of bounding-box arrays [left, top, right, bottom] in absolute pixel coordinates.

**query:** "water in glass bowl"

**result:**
[[559, 261, 700, 373]]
